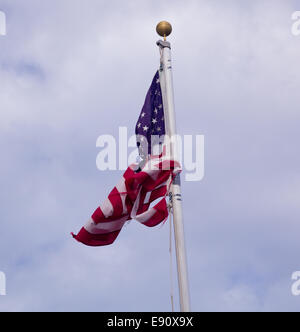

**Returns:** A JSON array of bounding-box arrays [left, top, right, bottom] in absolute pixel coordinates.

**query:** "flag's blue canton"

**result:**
[[135, 71, 165, 157]]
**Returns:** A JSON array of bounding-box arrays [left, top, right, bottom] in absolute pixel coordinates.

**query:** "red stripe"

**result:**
[[142, 199, 168, 227], [72, 227, 121, 246], [91, 207, 105, 224], [149, 186, 167, 204], [108, 187, 123, 218]]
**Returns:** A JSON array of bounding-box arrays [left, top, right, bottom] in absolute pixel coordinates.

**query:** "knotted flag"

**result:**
[[72, 154, 180, 246]]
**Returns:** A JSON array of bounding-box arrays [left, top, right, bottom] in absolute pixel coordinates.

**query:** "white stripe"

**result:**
[[135, 208, 156, 224], [144, 191, 152, 204], [84, 216, 128, 234], [141, 154, 181, 176], [115, 177, 128, 215], [100, 198, 114, 218], [130, 187, 142, 219]]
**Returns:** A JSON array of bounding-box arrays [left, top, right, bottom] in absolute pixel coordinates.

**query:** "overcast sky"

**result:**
[[1, 0, 300, 312]]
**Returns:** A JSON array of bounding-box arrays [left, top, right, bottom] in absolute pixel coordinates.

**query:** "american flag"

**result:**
[[72, 71, 179, 246]]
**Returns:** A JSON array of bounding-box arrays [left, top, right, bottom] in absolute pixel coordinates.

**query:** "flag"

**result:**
[[72, 71, 179, 246], [135, 71, 165, 159]]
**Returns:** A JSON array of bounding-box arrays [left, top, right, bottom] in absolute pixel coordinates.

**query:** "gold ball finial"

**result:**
[[156, 21, 172, 40]]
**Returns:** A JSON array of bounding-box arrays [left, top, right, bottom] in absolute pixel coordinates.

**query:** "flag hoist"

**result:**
[[156, 21, 191, 312]]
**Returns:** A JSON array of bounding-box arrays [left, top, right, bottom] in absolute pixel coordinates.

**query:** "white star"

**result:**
[[157, 127, 161, 132], [141, 112, 146, 118], [137, 123, 141, 128], [152, 118, 157, 124], [156, 78, 160, 84], [154, 108, 158, 114], [143, 125, 149, 132]]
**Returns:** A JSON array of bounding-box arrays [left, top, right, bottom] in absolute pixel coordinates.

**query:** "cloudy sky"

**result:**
[[1, 0, 300, 312]]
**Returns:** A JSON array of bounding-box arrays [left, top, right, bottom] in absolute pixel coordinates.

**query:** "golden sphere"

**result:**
[[156, 21, 172, 38]]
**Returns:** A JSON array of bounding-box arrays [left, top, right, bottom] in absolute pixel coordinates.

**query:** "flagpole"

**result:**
[[156, 21, 191, 312]]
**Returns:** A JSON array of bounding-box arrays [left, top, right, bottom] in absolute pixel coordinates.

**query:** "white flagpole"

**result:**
[[156, 21, 191, 312]]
